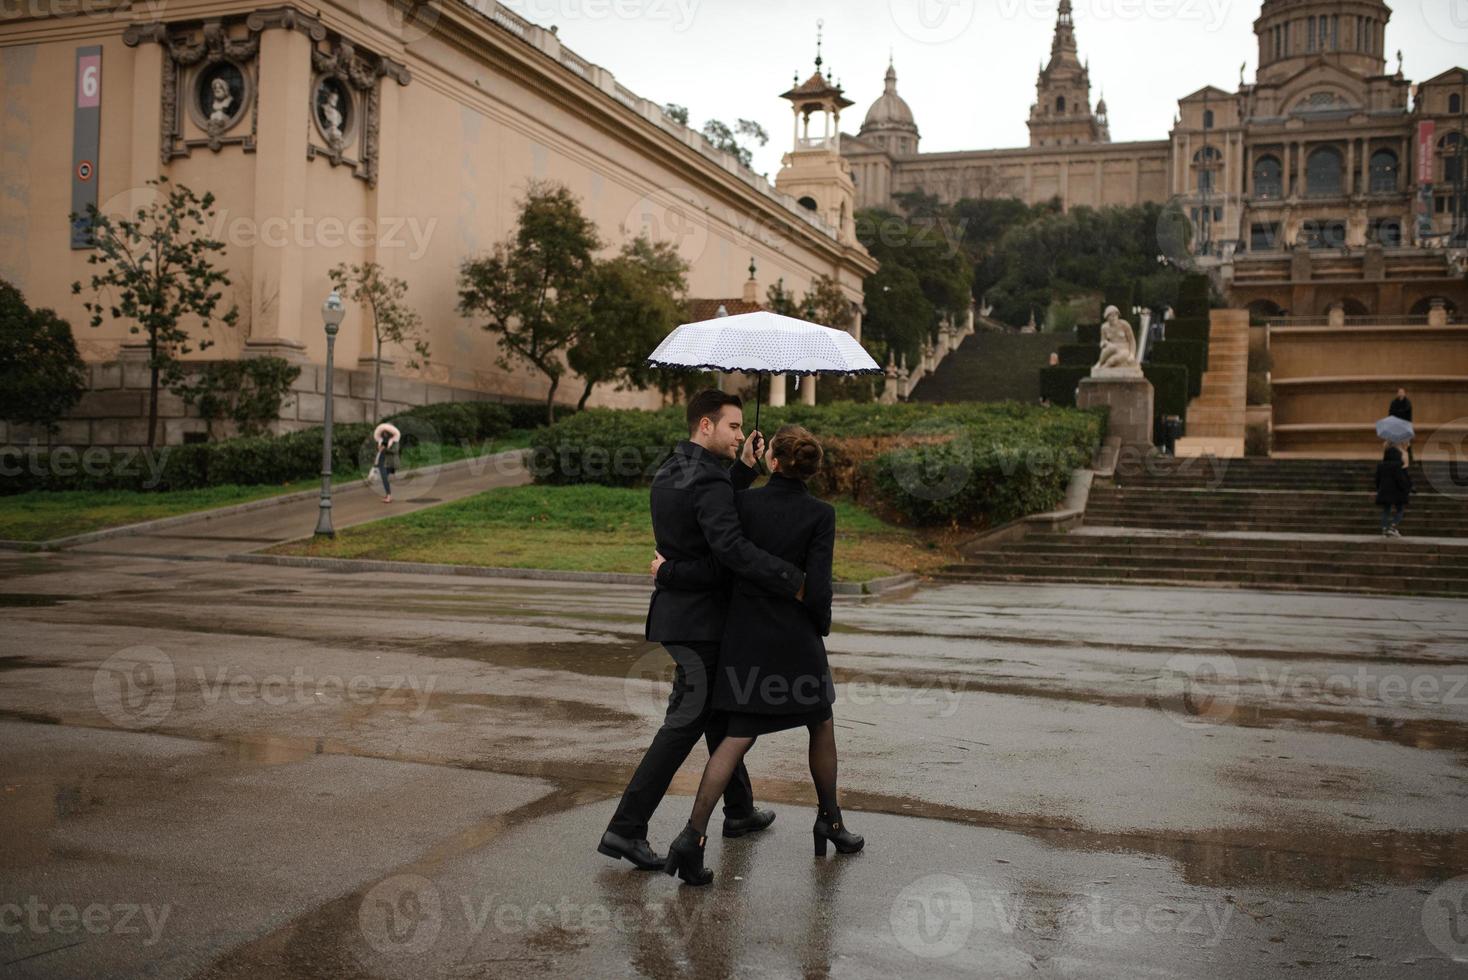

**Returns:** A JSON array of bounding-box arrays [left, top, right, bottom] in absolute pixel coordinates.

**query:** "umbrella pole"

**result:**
[[754, 372, 763, 435]]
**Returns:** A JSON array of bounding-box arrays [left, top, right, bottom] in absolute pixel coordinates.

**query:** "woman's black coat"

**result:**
[[1374, 447, 1413, 506], [661, 473, 836, 716]]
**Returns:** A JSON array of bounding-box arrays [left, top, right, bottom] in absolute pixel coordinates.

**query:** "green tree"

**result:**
[[329, 261, 429, 424], [569, 236, 689, 410], [458, 182, 601, 424], [173, 356, 301, 439], [0, 279, 87, 440], [663, 103, 689, 125], [701, 118, 769, 168], [72, 177, 238, 447], [766, 277, 800, 316]]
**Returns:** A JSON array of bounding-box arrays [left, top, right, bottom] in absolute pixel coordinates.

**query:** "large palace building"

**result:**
[[843, 0, 1468, 318], [0, 0, 875, 445]]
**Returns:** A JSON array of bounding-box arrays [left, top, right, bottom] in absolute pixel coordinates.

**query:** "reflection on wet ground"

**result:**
[[2, 551, 1468, 975]]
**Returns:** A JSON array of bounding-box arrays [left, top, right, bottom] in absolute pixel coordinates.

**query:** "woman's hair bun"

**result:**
[[770, 424, 822, 481]]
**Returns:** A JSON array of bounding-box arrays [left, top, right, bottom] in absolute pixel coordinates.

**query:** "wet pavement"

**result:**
[[1, 549, 1467, 977]]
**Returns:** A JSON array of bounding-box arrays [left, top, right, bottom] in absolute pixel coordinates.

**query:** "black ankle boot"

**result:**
[[663, 824, 714, 886], [813, 809, 864, 856]]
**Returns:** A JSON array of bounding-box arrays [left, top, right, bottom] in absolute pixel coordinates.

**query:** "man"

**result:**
[[1389, 388, 1413, 464], [598, 389, 805, 869]]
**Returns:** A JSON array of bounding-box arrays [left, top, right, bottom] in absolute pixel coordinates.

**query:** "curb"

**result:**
[[0, 448, 530, 552], [230, 552, 920, 598]]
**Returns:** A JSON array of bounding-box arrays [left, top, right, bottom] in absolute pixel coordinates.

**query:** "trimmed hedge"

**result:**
[[1076, 323, 1100, 346], [1, 400, 514, 495], [1040, 366, 1090, 406], [1057, 344, 1093, 367], [1143, 363, 1188, 419], [1177, 273, 1210, 316], [530, 402, 1106, 529], [1147, 339, 1205, 399]]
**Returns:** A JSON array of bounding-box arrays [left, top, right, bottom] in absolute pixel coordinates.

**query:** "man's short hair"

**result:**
[[687, 389, 742, 435]]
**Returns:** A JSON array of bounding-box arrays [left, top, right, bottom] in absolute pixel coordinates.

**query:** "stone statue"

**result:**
[[208, 77, 234, 126], [320, 88, 344, 145], [1092, 304, 1142, 376]]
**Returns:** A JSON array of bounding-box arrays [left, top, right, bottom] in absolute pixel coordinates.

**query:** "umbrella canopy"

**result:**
[[1376, 415, 1415, 443], [646, 310, 881, 377]]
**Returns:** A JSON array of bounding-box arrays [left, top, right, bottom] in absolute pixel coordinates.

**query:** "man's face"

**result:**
[[699, 406, 744, 459], [1397, 389, 1407, 399]]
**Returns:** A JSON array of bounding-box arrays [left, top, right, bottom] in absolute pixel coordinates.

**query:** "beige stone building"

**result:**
[[0, 0, 876, 445], [843, 0, 1467, 318]]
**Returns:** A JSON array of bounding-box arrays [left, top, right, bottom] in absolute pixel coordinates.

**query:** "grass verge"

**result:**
[[267, 483, 957, 583]]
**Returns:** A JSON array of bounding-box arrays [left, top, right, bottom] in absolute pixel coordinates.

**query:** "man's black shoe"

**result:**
[[722, 808, 776, 838], [598, 831, 665, 870]]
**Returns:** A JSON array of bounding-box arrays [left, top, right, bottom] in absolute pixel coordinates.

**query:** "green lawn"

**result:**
[[0, 430, 536, 542], [269, 483, 953, 583]]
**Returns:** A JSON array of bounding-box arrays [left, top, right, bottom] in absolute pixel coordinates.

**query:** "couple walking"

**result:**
[[597, 389, 863, 886]]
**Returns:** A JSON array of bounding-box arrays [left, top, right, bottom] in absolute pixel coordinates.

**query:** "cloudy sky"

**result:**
[[501, 0, 1468, 178]]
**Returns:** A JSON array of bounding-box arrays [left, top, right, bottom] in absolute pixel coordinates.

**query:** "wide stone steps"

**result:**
[[1112, 457, 1454, 494], [940, 533, 1468, 596]]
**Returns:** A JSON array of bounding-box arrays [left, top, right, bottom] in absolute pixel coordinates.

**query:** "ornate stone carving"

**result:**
[[307, 36, 411, 186], [126, 17, 261, 162]]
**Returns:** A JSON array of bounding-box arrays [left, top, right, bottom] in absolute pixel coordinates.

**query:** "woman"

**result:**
[[372, 422, 400, 504], [1375, 442, 1412, 537], [652, 424, 863, 886]]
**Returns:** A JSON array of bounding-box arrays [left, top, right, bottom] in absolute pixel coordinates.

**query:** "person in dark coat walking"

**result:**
[[653, 425, 863, 886], [1375, 443, 1412, 537], [598, 390, 801, 871], [1389, 388, 1414, 464]]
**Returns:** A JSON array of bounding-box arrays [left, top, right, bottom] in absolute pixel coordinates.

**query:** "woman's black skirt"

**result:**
[[724, 703, 833, 738]]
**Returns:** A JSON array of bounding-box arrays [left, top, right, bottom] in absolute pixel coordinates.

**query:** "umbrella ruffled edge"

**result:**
[[644, 357, 883, 376]]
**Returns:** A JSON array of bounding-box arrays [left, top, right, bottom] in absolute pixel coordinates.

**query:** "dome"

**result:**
[[861, 62, 918, 135]]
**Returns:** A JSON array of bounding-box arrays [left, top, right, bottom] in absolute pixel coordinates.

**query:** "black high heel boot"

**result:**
[[663, 824, 714, 886], [813, 809, 864, 856]]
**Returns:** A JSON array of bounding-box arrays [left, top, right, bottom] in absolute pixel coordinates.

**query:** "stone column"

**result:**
[[1346, 137, 1355, 197], [766, 374, 787, 407], [244, 26, 313, 362], [800, 375, 817, 406]]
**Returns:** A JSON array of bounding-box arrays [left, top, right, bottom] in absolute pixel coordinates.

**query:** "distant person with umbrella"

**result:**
[[598, 390, 798, 872], [1375, 442, 1412, 537], [372, 422, 400, 504], [1388, 388, 1413, 463]]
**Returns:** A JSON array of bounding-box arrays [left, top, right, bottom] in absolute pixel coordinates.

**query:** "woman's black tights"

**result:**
[[688, 717, 842, 834]]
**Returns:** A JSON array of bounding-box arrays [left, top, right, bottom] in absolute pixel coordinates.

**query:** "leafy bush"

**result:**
[[1147, 339, 1206, 398], [1246, 371, 1272, 405], [1039, 366, 1090, 407], [1161, 316, 1210, 345], [502, 400, 574, 430], [0, 397, 519, 496], [1177, 273, 1210, 316], [1245, 420, 1271, 457], [529, 401, 1105, 530]]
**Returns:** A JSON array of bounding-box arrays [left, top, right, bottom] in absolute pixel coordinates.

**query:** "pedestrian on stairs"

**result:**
[[1388, 388, 1414, 464], [1374, 443, 1412, 537]]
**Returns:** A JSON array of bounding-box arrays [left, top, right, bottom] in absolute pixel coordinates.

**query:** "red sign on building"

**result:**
[[1417, 120, 1436, 186]]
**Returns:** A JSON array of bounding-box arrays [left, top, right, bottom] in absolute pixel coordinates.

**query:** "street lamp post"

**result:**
[[315, 290, 346, 538]]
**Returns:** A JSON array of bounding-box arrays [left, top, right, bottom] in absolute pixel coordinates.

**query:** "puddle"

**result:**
[[0, 593, 65, 607]]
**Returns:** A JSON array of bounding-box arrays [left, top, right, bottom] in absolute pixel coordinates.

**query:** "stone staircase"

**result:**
[[910, 332, 1060, 404], [1174, 310, 1248, 458], [939, 457, 1468, 597]]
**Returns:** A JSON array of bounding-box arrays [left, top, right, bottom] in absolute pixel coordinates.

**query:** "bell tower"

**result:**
[[1028, 0, 1107, 146], [774, 21, 858, 244]]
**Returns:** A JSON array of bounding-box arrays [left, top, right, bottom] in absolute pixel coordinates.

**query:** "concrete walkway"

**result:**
[[69, 451, 532, 560]]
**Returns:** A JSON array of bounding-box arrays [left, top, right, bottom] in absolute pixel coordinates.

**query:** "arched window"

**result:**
[[1192, 145, 1222, 194], [1368, 149, 1398, 193], [797, 196, 818, 212], [1203, 109, 1215, 129], [1452, 94, 1463, 115], [1306, 146, 1343, 196], [1056, 96, 1067, 113], [1253, 155, 1283, 199]]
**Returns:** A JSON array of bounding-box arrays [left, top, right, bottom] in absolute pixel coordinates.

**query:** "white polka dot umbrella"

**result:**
[[646, 310, 880, 429]]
